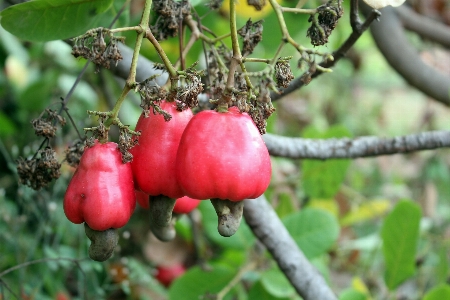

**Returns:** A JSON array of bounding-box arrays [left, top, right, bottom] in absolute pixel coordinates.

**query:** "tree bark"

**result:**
[[244, 195, 337, 300], [264, 131, 450, 159]]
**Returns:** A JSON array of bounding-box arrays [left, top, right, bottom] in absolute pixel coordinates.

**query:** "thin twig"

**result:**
[[0, 257, 87, 278], [215, 261, 257, 300], [271, 1, 381, 101], [0, 278, 19, 299]]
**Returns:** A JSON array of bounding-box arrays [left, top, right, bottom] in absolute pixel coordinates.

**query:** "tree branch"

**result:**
[[263, 130, 450, 160], [361, 3, 450, 106], [396, 5, 450, 49], [244, 195, 337, 300], [108, 40, 337, 300], [271, 0, 380, 101]]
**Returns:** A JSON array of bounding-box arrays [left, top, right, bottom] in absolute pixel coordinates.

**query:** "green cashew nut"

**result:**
[[210, 198, 244, 237], [84, 223, 119, 262], [149, 195, 177, 242]]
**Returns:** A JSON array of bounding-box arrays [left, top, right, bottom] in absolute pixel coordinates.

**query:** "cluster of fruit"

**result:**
[[63, 101, 271, 259]]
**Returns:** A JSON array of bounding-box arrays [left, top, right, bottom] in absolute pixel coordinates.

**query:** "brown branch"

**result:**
[[271, 0, 381, 101], [244, 195, 337, 300], [396, 5, 450, 49], [263, 130, 450, 160], [361, 3, 450, 106]]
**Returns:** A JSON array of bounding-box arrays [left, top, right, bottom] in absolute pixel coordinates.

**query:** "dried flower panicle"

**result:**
[[31, 119, 57, 138], [83, 112, 111, 148], [72, 28, 124, 72], [274, 57, 294, 88], [248, 79, 276, 134], [151, 0, 191, 41], [307, 0, 343, 46], [175, 73, 204, 111], [118, 129, 139, 164], [65, 140, 85, 168], [238, 19, 264, 56], [17, 148, 61, 190], [206, 0, 224, 10], [31, 109, 66, 138], [247, 0, 267, 11], [136, 79, 171, 121]]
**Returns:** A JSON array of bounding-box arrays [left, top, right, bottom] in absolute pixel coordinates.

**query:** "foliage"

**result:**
[[0, 0, 449, 300]]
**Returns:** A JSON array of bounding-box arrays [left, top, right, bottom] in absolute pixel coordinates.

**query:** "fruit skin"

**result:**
[[136, 192, 200, 215], [131, 101, 193, 199], [155, 264, 186, 287], [173, 196, 201, 214], [135, 190, 149, 208], [176, 106, 271, 201], [64, 141, 136, 231]]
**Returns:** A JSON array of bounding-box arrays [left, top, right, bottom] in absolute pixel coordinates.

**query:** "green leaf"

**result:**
[[260, 268, 296, 298], [283, 208, 340, 259], [436, 247, 449, 284], [423, 284, 450, 300], [198, 201, 255, 250], [169, 265, 236, 300], [275, 192, 296, 219], [339, 288, 367, 300], [381, 200, 421, 290], [0, 111, 17, 137], [249, 280, 296, 300], [301, 125, 352, 198], [0, 0, 113, 42]]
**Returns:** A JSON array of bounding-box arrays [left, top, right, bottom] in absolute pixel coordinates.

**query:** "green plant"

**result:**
[[1, 0, 449, 299]]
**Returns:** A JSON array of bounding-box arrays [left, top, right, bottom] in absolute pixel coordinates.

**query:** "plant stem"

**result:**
[[127, 0, 153, 85], [105, 0, 153, 128], [281, 7, 316, 14], [145, 30, 178, 79], [215, 261, 257, 300], [242, 57, 271, 63], [110, 26, 141, 33]]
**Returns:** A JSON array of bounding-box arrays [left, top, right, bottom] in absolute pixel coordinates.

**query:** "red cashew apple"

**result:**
[[64, 141, 136, 231], [155, 264, 186, 287], [130, 101, 193, 199], [136, 192, 201, 215], [173, 196, 201, 214], [175, 106, 272, 201]]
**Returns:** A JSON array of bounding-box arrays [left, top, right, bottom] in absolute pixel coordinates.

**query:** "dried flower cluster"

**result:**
[[17, 148, 61, 190], [274, 57, 294, 88], [85, 114, 108, 143], [206, 0, 224, 10], [118, 128, 139, 164], [64, 140, 85, 168], [72, 28, 124, 72], [247, 0, 267, 11], [136, 78, 171, 121], [307, 0, 343, 46], [151, 0, 191, 41], [238, 19, 264, 56], [31, 109, 66, 138]]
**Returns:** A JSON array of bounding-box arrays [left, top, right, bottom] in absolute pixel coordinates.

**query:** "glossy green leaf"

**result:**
[[249, 280, 296, 300], [301, 125, 352, 198], [381, 200, 421, 290], [169, 265, 236, 300], [423, 284, 450, 300], [198, 201, 255, 250], [0, 0, 113, 42], [283, 208, 339, 259], [260, 268, 296, 298]]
